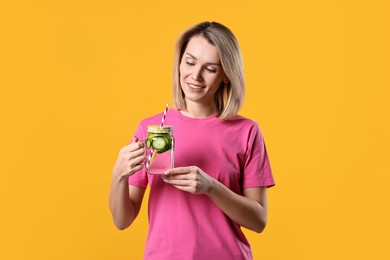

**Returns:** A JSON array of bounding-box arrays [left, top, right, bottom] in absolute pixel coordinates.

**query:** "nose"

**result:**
[[191, 66, 203, 81]]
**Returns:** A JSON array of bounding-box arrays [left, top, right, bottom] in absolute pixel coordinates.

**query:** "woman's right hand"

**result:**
[[112, 136, 145, 181]]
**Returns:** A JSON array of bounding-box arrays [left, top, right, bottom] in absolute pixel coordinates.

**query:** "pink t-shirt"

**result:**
[[129, 109, 275, 260]]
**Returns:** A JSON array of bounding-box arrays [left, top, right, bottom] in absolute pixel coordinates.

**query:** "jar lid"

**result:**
[[147, 125, 173, 134]]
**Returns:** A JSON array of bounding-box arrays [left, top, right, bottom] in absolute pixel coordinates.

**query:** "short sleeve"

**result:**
[[242, 123, 275, 188], [128, 121, 149, 188]]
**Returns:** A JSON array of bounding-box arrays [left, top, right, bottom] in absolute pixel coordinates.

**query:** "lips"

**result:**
[[187, 83, 206, 90]]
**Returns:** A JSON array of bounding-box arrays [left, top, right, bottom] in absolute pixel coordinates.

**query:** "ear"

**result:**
[[224, 78, 230, 84]]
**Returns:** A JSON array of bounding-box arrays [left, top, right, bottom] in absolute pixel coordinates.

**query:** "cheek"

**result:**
[[208, 76, 224, 88], [179, 64, 186, 88], [179, 62, 189, 77]]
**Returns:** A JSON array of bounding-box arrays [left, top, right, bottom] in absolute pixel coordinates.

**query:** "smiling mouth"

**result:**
[[188, 83, 206, 90]]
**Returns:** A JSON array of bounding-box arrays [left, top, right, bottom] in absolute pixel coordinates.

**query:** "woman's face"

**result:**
[[179, 35, 227, 107]]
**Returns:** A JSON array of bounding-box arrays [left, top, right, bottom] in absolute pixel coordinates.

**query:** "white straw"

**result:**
[[147, 104, 169, 170], [160, 104, 169, 127]]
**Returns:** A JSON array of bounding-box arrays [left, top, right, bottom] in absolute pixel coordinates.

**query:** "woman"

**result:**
[[109, 21, 275, 259]]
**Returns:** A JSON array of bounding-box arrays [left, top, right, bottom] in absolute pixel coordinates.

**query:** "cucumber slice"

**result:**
[[151, 137, 167, 150], [157, 138, 172, 154], [146, 139, 152, 149], [157, 143, 172, 154]]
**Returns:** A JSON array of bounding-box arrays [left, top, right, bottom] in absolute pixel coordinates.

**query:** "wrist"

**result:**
[[206, 177, 217, 197], [112, 170, 129, 183]]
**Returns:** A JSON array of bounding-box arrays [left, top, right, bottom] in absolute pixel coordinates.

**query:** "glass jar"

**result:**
[[145, 125, 174, 174]]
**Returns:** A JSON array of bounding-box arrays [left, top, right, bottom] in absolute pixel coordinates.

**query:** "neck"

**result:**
[[181, 101, 216, 118]]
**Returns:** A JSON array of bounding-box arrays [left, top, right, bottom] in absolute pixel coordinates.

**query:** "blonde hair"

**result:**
[[172, 22, 245, 120]]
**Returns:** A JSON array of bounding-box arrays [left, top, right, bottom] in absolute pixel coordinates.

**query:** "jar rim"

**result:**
[[147, 125, 173, 133]]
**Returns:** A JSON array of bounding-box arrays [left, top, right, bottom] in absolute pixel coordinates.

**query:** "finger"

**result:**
[[165, 166, 194, 176], [121, 141, 144, 154], [163, 173, 193, 181], [128, 147, 145, 158], [132, 154, 146, 165], [131, 136, 145, 150], [130, 163, 144, 173], [163, 178, 192, 186], [128, 155, 145, 169]]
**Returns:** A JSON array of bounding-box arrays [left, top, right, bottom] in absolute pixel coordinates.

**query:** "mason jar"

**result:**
[[145, 125, 174, 174]]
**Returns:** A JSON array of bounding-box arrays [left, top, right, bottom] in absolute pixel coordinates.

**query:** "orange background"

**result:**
[[1, 0, 389, 259]]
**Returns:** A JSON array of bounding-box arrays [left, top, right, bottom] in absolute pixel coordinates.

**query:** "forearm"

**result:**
[[109, 175, 136, 230], [206, 179, 267, 233]]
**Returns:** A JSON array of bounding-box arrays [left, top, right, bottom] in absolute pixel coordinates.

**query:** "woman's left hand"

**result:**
[[162, 166, 213, 195], [164, 166, 268, 232]]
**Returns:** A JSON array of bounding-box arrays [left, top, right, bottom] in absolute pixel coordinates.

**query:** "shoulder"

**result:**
[[223, 115, 266, 142], [222, 114, 260, 130]]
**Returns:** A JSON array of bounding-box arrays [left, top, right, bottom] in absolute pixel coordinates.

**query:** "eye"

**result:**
[[206, 67, 217, 73], [185, 58, 195, 66]]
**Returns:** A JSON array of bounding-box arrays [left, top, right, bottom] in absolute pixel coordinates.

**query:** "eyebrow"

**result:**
[[185, 52, 222, 66]]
